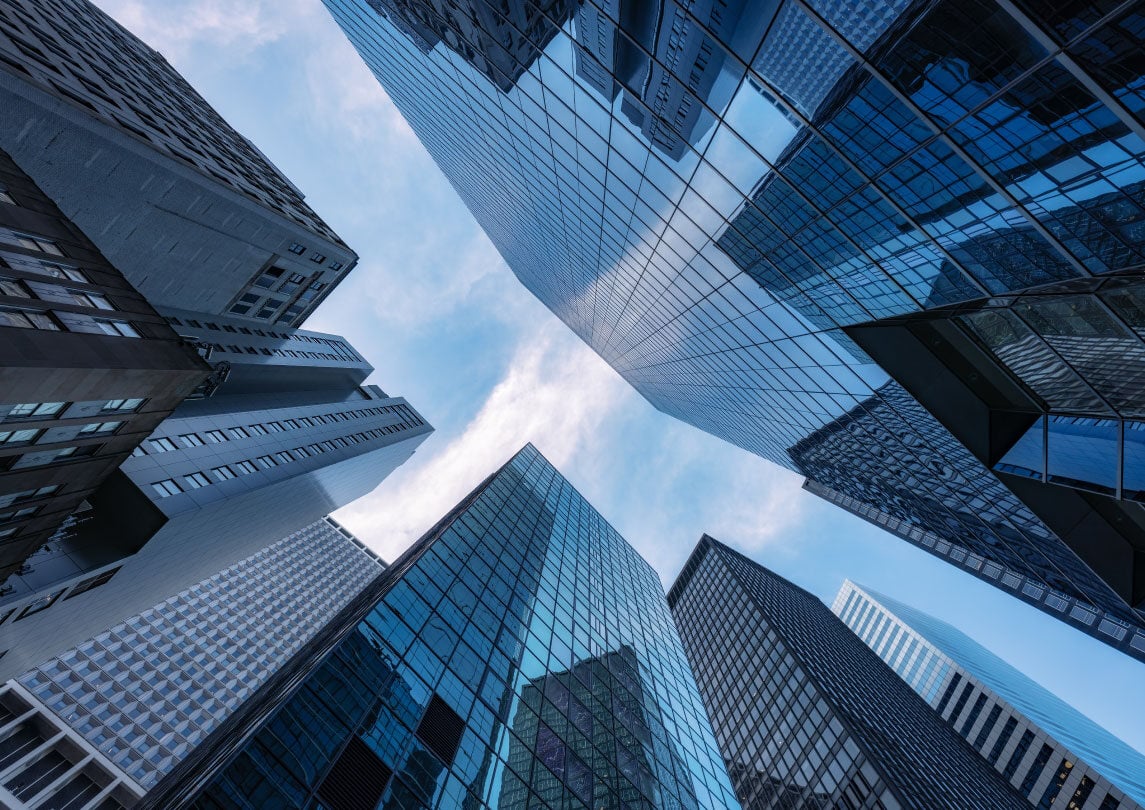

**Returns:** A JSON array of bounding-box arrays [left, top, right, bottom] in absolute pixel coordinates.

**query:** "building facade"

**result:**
[[0, 314, 431, 681], [323, 0, 1145, 658], [0, 145, 208, 587], [669, 535, 1027, 809], [833, 581, 1145, 810], [142, 444, 739, 809], [0, 0, 357, 326], [6, 517, 386, 801]]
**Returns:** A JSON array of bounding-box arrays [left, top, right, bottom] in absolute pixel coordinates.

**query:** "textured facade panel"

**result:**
[[322, 0, 1145, 656], [15, 518, 384, 790], [834, 581, 1145, 810], [173, 445, 739, 809], [669, 536, 1027, 809]]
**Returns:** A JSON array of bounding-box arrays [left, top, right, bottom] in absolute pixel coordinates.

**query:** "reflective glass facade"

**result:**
[[834, 581, 1145, 810], [177, 444, 738, 809], [669, 536, 1027, 809], [323, 0, 1145, 657]]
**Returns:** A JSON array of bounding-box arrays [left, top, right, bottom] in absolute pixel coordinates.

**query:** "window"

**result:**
[[0, 228, 64, 256], [228, 426, 250, 439], [274, 451, 293, 464], [93, 319, 139, 337], [151, 479, 182, 498], [0, 252, 87, 282], [0, 306, 60, 330], [287, 242, 306, 255], [203, 430, 227, 443], [0, 507, 37, 524], [211, 465, 236, 481], [0, 276, 30, 297], [292, 446, 310, 458], [180, 433, 204, 448], [183, 472, 210, 489], [0, 485, 59, 509], [102, 398, 144, 413], [329, 261, 343, 271], [256, 455, 277, 469], [309, 252, 326, 264], [16, 589, 66, 620], [0, 428, 40, 445], [79, 421, 121, 436], [64, 567, 120, 600], [0, 186, 14, 205], [266, 421, 284, 432], [229, 303, 251, 315], [147, 437, 178, 453], [25, 282, 112, 309], [247, 424, 267, 436], [12, 444, 99, 469], [234, 460, 257, 474]]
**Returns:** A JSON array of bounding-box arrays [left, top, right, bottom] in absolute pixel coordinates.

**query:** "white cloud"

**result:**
[[333, 319, 633, 561]]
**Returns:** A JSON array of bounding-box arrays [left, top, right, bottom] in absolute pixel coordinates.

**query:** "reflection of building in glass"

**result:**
[[503, 645, 699, 809], [0, 308, 430, 682], [835, 582, 1145, 810], [155, 445, 736, 809], [367, 0, 578, 92], [324, 0, 1145, 660], [12, 518, 386, 791], [670, 536, 1028, 809]]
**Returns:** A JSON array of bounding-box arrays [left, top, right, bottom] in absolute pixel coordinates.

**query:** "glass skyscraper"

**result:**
[[143, 444, 738, 809], [669, 535, 1028, 809], [322, 0, 1145, 659], [834, 581, 1145, 810]]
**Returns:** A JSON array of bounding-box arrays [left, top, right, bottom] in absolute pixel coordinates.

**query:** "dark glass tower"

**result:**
[[323, 0, 1145, 658], [668, 535, 1027, 809], [144, 444, 738, 809]]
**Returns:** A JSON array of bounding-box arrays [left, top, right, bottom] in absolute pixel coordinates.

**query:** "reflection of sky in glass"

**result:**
[[324, 0, 1145, 636]]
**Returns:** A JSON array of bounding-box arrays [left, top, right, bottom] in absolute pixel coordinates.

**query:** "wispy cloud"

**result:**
[[334, 319, 633, 561]]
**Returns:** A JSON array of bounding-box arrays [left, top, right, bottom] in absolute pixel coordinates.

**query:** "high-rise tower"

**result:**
[[669, 535, 1027, 809], [0, 0, 357, 325], [323, 0, 1145, 659], [0, 309, 431, 680], [0, 144, 208, 586], [141, 445, 739, 810], [834, 581, 1145, 810]]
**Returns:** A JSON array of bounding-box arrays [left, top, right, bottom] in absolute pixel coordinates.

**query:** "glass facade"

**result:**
[[322, 0, 1145, 657], [833, 581, 1145, 810], [183, 444, 737, 809], [669, 535, 1028, 809]]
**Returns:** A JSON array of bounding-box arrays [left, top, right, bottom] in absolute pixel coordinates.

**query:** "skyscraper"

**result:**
[[0, 0, 357, 326], [323, 0, 1145, 658], [0, 144, 209, 586], [141, 444, 739, 809], [834, 581, 1145, 810], [0, 310, 431, 680], [7, 517, 386, 802], [669, 535, 1027, 809]]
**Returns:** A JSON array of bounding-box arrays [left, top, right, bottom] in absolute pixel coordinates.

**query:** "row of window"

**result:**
[[0, 302, 140, 336], [1, 398, 144, 423], [164, 314, 355, 359], [0, 419, 121, 447], [147, 422, 419, 498], [0, 567, 121, 626]]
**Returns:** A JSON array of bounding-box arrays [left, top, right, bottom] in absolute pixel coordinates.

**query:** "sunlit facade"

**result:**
[[149, 445, 738, 809], [834, 581, 1145, 810], [324, 0, 1145, 659]]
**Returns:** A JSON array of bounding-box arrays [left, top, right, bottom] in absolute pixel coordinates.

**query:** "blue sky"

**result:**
[[96, 0, 1145, 755]]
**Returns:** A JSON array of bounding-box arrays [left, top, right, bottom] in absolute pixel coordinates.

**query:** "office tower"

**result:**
[[0, 0, 356, 326], [834, 581, 1145, 810], [0, 145, 208, 587], [669, 535, 1027, 809], [140, 444, 738, 809], [0, 310, 432, 680], [0, 518, 386, 806], [324, 0, 1145, 659]]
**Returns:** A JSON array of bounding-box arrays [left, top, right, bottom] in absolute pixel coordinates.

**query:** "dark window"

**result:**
[[934, 674, 962, 715], [316, 736, 391, 810], [64, 567, 120, 600], [988, 717, 1018, 765], [416, 694, 464, 765], [1019, 744, 1054, 797], [1002, 730, 1036, 780]]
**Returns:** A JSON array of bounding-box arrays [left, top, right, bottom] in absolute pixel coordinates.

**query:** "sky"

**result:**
[[95, 0, 1145, 756]]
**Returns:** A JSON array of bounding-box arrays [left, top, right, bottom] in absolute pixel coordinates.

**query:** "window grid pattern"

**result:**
[[193, 444, 738, 809], [832, 581, 1145, 809], [17, 519, 384, 788], [322, 0, 1145, 652]]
